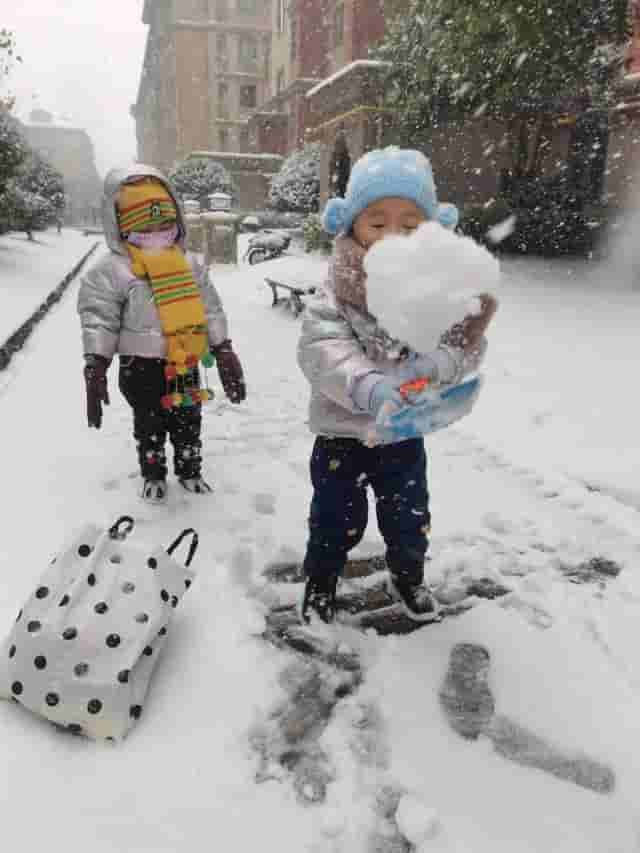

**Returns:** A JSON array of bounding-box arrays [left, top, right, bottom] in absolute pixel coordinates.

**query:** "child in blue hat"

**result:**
[[297, 147, 497, 623]]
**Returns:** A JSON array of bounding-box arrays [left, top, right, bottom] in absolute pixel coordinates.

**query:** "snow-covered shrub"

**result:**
[[302, 212, 332, 255], [268, 143, 321, 213], [169, 158, 235, 208]]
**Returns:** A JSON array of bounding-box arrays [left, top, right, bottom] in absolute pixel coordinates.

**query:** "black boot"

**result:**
[[179, 475, 212, 494], [301, 574, 338, 624], [388, 573, 441, 623], [141, 478, 168, 505]]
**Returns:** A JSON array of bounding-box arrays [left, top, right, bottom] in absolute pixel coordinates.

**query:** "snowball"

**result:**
[[395, 792, 441, 844], [364, 221, 500, 354]]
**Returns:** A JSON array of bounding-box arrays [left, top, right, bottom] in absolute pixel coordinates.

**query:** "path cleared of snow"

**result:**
[[0, 241, 639, 852]]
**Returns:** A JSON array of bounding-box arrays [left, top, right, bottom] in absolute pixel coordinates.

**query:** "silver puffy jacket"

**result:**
[[297, 281, 485, 444], [77, 165, 228, 361]]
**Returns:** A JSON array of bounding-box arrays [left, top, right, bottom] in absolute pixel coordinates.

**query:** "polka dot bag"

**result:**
[[0, 516, 197, 741]]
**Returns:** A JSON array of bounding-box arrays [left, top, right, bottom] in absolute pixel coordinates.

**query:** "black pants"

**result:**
[[303, 436, 431, 584], [118, 357, 202, 480]]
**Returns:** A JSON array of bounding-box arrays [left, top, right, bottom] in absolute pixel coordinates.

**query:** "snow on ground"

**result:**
[[1, 236, 640, 852], [0, 228, 94, 342]]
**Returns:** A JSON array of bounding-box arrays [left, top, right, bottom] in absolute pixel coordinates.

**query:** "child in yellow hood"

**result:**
[[78, 166, 246, 504]]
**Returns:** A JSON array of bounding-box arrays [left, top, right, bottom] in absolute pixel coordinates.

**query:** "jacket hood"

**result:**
[[101, 164, 187, 255]]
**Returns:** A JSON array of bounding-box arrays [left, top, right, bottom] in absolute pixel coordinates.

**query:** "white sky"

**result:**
[[2, 0, 147, 176]]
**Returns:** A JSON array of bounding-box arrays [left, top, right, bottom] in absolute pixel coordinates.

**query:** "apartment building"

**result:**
[[248, 0, 388, 157], [133, 0, 272, 170], [21, 109, 102, 223]]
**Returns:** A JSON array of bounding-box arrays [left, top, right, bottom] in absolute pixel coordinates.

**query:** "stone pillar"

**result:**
[[184, 214, 205, 249], [202, 211, 240, 264]]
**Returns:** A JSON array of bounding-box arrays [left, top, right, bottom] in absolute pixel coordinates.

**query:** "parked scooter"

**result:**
[[244, 229, 292, 265]]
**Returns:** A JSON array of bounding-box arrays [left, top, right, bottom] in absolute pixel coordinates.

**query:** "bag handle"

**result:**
[[166, 529, 199, 567], [108, 516, 135, 540]]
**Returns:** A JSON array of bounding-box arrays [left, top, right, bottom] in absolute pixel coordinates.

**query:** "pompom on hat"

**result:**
[[322, 147, 459, 236]]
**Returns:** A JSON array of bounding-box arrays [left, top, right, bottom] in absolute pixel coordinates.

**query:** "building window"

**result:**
[[239, 128, 250, 152], [277, 67, 285, 94], [290, 16, 297, 61], [215, 0, 228, 19], [238, 36, 258, 72], [237, 0, 257, 14], [240, 84, 257, 109], [334, 4, 344, 47], [219, 129, 229, 151]]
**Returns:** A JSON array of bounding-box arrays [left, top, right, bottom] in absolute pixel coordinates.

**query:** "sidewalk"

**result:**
[[0, 228, 96, 342]]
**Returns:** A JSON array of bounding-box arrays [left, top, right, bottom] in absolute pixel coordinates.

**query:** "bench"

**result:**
[[265, 277, 316, 317]]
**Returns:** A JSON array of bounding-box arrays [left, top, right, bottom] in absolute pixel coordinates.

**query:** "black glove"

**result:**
[[212, 340, 246, 404], [83, 354, 110, 428]]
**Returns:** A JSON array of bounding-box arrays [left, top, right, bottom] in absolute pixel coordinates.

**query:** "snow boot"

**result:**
[[388, 573, 441, 623], [301, 573, 338, 624], [141, 478, 168, 505], [178, 475, 212, 494]]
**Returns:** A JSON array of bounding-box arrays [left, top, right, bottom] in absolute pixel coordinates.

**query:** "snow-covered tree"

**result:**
[[1, 183, 56, 240], [17, 152, 66, 218], [0, 112, 27, 195], [0, 29, 21, 110], [169, 158, 235, 208], [376, 0, 630, 178], [268, 143, 321, 213]]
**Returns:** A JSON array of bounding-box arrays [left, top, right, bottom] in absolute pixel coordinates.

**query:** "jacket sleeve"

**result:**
[[77, 259, 124, 360], [191, 254, 229, 347], [297, 289, 382, 414]]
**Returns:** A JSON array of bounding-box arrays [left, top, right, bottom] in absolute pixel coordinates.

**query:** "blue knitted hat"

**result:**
[[322, 147, 458, 236]]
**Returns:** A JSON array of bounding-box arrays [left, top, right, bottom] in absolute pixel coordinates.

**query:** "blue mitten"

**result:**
[[372, 376, 483, 444]]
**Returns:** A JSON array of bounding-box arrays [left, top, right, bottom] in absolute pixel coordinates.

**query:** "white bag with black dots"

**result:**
[[0, 516, 198, 741]]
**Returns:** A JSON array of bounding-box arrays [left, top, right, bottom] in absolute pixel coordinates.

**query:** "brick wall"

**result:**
[[293, 0, 330, 79], [351, 0, 386, 60]]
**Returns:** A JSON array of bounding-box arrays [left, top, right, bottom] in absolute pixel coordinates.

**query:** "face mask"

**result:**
[[126, 223, 179, 250]]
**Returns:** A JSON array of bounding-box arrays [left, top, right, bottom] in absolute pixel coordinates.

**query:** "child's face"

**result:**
[[353, 198, 426, 248]]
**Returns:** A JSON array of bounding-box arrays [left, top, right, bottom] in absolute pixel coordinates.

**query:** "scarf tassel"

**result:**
[[161, 350, 216, 411]]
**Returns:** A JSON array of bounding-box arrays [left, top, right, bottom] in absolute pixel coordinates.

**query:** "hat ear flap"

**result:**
[[322, 197, 347, 235], [435, 203, 459, 230]]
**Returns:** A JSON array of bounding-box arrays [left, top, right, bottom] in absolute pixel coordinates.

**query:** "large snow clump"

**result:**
[[364, 222, 500, 353]]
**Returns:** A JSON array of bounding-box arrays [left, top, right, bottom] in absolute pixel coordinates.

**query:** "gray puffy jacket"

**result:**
[[297, 282, 485, 444], [77, 165, 228, 361]]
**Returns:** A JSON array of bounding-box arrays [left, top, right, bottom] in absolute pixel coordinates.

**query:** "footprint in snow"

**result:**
[[253, 493, 276, 515], [482, 512, 513, 536]]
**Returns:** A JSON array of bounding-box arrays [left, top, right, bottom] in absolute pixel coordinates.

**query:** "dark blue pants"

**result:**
[[303, 437, 431, 584]]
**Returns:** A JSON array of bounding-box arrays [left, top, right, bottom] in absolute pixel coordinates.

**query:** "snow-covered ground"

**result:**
[[1, 235, 640, 852], [0, 229, 94, 342]]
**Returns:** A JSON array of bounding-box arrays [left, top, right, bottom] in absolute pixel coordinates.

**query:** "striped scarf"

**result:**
[[118, 178, 208, 369], [127, 244, 208, 369]]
